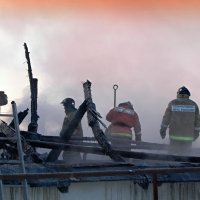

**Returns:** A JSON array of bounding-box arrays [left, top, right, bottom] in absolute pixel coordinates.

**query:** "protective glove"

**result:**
[[135, 133, 141, 142], [160, 127, 166, 139], [194, 130, 199, 141]]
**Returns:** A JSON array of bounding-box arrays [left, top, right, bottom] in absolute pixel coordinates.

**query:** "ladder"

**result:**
[[0, 101, 29, 200]]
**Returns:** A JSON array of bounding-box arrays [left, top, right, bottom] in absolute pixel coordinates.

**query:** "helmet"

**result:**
[[177, 86, 190, 96], [61, 98, 75, 109], [118, 101, 133, 110]]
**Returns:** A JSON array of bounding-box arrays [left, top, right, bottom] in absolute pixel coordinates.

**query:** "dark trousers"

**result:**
[[168, 140, 192, 155], [110, 138, 132, 151]]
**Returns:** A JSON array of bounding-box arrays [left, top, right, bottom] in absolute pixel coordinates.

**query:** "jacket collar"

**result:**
[[177, 94, 190, 99]]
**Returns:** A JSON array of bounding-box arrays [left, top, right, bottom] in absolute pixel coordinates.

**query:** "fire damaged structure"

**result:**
[[1, 45, 200, 200]]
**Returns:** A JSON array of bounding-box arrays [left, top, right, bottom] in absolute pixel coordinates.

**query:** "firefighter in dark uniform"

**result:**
[[160, 86, 200, 154], [105, 101, 142, 151], [60, 98, 83, 163]]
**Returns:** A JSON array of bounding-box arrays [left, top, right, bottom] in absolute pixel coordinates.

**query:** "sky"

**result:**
[[1, 0, 200, 146]]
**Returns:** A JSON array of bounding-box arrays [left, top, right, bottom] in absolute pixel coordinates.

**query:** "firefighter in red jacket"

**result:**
[[105, 101, 142, 151], [160, 86, 200, 154]]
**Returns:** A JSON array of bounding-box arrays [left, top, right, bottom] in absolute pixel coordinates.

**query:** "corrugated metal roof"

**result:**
[[3, 186, 60, 200]]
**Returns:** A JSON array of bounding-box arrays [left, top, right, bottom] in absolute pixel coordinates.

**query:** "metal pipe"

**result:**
[[113, 84, 118, 108], [0, 170, 5, 200], [1, 166, 200, 180], [12, 101, 29, 200], [0, 114, 13, 117], [153, 174, 158, 200]]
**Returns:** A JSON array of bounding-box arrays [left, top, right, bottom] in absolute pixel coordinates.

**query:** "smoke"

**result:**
[[0, 9, 200, 151]]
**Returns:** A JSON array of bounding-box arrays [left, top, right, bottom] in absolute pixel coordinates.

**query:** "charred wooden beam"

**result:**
[[0, 120, 35, 158], [24, 43, 39, 133], [26, 139, 200, 163], [0, 91, 8, 106], [43, 136, 169, 150], [83, 80, 125, 162], [1, 133, 167, 152], [9, 108, 29, 129]]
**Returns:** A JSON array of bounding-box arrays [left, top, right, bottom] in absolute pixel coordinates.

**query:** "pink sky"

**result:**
[[1, 3, 200, 145], [1, 0, 200, 11]]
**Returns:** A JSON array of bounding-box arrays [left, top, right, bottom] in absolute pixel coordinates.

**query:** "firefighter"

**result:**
[[60, 98, 83, 163], [160, 86, 200, 154], [105, 101, 142, 151]]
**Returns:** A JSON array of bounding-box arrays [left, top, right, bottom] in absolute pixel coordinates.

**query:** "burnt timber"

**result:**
[[1, 80, 200, 163]]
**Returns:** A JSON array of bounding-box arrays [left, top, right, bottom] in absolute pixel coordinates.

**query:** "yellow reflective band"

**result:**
[[111, 132, 132, 138], [170, 135, 193, 141]]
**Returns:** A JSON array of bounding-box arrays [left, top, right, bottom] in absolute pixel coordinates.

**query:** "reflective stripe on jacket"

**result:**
[[111, 132, 132, 139], [169, 135, 194, 141]]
